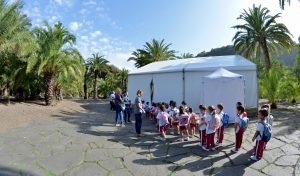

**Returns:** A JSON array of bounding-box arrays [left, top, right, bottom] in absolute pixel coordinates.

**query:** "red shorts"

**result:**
[[189, 123, 196, 129], [180, 125, 188, 131], [160, 125, 167, 133], [172, 121, 179, 126]]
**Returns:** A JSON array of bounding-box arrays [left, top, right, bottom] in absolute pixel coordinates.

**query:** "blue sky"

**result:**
[[21, 0, 300, 70]]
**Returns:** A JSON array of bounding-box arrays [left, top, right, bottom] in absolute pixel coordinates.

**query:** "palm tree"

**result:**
[[117, 68, 129, 91], [279, 0, 300, 9], [87, 53, 109, 99], [0, 0, 35, 103], [27, 21, 82, 105], [128, 39, 176, 68], [178, 53, 194, 59], [232, 5, 294, 70]]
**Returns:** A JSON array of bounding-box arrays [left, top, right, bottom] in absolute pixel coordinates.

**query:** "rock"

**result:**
[[262, 164, 294, 176], [85, 148, 131, 162], [39, 149, 83, 174], [109, 169, 132, 176], [275, 155, 299, 166], [212, 165, 266, 176], [98, 158, 124, 171], [263, 148, 285, 163], [280, 144, 300, 155], [64, 163, 107, 176]]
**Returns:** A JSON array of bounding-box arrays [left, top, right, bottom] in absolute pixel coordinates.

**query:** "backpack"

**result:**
[[222, 113, 230, 127], [260, 121, 272, 142], [161, 112, 169, 124], [209, 115, 220, 131], [239, 116, 249, 130]]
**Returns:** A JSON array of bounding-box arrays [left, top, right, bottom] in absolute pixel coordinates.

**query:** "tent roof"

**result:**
[[129, 55, 256, 75], [204, 68, 243, 79]]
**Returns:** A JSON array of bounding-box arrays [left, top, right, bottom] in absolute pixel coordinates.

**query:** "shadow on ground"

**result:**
[[0, 165, 37, 176], [54, 99, 300, 175]]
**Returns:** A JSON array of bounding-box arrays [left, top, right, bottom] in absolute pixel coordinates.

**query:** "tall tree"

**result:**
[[128, 39, 176, 68], [279, 0, 300, 9], [87, 53, 109, 99], [178, 53, 194, 59], [232, 5, 294, 70], [117, 68, 129, 92], [28, 21, 83, 105], [0, 0, 35, 103]]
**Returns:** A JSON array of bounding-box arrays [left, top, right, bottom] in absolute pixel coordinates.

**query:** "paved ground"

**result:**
[[0, 100, 299, 176]]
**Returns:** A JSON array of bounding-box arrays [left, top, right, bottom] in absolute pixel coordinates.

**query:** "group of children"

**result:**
[[143, 100, 274, 161]]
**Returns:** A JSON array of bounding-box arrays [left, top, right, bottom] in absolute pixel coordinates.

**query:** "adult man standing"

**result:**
[[134, 90, 144, 137]]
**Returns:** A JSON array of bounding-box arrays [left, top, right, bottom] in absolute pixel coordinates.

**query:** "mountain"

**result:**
[[196, 45, 298, 67]]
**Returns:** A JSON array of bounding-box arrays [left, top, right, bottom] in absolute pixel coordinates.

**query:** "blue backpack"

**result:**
[[239, 117, 249, 130], [222, 113, 229, 127], [260, 121, 272, 142]]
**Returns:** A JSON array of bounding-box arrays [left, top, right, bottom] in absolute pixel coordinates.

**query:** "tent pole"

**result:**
[[183, 68, 185, 102]]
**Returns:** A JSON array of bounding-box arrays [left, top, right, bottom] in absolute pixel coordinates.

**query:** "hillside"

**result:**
[[196, 45, 298, 67]]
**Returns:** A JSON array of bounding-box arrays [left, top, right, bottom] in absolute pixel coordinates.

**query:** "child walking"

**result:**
[[216, 104, 225, 146], [250, 109, 270, 161], [232, 105, 249, 152], [198, 105, 207, 146], [188, 108, 198, 138], [178, 106, 190, 141], [203, 105, 218, 151], [156, 104, 169, 141]]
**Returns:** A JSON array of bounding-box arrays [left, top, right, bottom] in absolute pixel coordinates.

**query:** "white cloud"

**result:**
[[83, 0, 97, 6], [49, 16, 59, 24], [106, 52, 136, 71], [53, 0, 74, 6], [91, 30, 102, 38], [69, 22, 82, 31], [100, 37, 109, 43], [80, 8, 87, 15]]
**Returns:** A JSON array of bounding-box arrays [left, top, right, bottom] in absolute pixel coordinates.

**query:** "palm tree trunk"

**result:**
[[93, 72, 98, 99], [260, 40, 271, 70], [84, 66, 88, 99], [44, 73, 55, 106]]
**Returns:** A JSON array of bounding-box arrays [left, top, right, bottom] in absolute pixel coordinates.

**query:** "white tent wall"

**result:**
[[184, 69, 257, 111], [152, 72, 183, 105], [184, 71, 210, 111], [128, 55, 258, 109], [202, 77, 245, 122], [127, 74, 153, 103], [234, 70, 258, 108]]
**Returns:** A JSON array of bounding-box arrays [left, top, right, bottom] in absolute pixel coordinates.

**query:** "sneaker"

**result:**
[[128, 120, 132, 123], [211, 147, 216, 151], [181, 138, 184, 142], [121, 124, 126, 127], [250, 155, 258, 161], [116, 124, 120, 127], [159, 137, 166, 141], [184, 137, 189, 141], [202, 146, 210, 151], [231, 148, 238, 153]]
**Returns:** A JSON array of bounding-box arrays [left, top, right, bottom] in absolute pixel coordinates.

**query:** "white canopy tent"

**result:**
[[128, 55, 257, 113], [202, 68, 245, 122]]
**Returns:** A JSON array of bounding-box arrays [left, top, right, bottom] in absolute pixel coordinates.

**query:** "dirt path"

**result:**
[[0, 100, 86, 134]]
